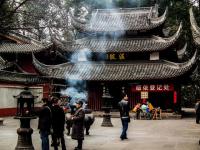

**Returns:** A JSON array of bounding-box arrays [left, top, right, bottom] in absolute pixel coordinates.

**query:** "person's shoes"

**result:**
[[120, 137, 124, 140], [124, 137, 128, 139]]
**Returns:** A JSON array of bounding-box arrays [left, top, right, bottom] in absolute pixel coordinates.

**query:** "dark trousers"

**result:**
[[77, 139, 83, 149], [40, 130, 50, 150], [52, 133, 66, 150], [120, 118, 129, 139]]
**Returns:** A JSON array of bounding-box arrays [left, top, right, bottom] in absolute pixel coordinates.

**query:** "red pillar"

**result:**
[[173, 91, 177, 104]]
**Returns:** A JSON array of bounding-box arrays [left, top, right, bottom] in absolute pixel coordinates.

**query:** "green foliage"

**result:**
[[159, 0, 200, 105], [0, 1, 15, 32]]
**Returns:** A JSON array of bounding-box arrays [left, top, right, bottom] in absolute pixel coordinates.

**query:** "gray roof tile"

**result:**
[[70, 6, 167, 32], [55, 23, 182, 53], [0, 70, 49, 83], [32, 51, 196, 81], [0, 32, 52, 53]]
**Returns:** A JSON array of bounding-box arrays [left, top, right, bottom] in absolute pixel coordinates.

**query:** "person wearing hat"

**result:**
[[71, 100, 85, 150]]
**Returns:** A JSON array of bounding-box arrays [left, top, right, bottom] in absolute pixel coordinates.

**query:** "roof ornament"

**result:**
[[148, 7, 153, 25], [154, 4, 159, 17], [189, 7, 200, 46], [177, 43, 187, 60]]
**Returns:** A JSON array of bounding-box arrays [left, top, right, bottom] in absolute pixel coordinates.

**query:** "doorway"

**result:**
[[108, 86, 122, 111], [148, 92, 174, 110]]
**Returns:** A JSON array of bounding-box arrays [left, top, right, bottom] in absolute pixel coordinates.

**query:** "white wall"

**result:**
[[0, 85, 43, 108]]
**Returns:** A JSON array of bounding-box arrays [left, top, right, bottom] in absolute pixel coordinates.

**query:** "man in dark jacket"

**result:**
[[118, 93, 130, 140], [195, 101, 200, 124], [51, 97, 66, 150], [38, 98, 52, 150], [71, 100, 85, 150]]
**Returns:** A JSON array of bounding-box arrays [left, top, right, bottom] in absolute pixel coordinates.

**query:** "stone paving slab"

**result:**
[[0, 117, 200, 150]]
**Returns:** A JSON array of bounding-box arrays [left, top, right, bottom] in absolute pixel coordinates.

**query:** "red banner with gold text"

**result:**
[[131, 84, 174, 92]]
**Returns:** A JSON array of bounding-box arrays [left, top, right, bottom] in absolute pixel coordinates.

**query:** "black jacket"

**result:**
[[38, 104, 51, 132], [51, 104, 65, 136], [118, 100, 130, 118]]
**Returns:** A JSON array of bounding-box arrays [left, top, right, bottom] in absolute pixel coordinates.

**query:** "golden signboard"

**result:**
[[107, 53, 126, 60]]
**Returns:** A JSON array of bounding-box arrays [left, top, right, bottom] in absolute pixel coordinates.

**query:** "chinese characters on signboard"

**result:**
[[141, 91, 148, 99], [132, 84, 174, 92], [107, 53, 126, 60]]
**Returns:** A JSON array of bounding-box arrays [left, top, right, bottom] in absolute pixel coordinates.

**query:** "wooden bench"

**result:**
[[0, 118, 4, 125]]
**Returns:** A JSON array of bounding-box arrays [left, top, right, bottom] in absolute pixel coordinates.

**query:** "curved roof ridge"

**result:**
[[0, 56, 13, 70], [163, 50, 197, 69], [177, 43, 187, 59], [189, 7, 200, 45], [7, 31, 43, 45], [0, 32, 53, 53], [96, 6, 154, 12], [190, 8, 200, 34], [32, 53, 71, 68], [0, 70, 49, 84], [33, 50, 196, 81], [163, 22, 182, 42], [55, 31, 180, 53], [150, 7, 168, 23], [178, 50, 197, 67], [0, 43, 52, 54]]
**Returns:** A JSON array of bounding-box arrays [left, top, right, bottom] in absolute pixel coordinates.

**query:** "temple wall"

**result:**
[[0, 85, 43, 116]]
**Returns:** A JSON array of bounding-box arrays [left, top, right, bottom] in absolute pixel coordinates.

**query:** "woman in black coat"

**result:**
[[71, 100, 85, 150]]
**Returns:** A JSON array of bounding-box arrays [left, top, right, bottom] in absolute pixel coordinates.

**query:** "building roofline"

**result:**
[[32, 50, 196, 81]]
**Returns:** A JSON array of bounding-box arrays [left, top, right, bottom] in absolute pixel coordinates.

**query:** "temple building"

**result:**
[[0, 32, 51, 116], [33, 5, 196, 112], [0, 5, 197, 116]]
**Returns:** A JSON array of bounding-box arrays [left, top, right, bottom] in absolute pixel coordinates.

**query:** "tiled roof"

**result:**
[[70, 6, 167, 32], [0, 43, 52, 54], [189, 8, 200, 46], [32, 51, 196, 81], [55, 23, 182, 53], [0, 32, 52, 53], [0, 70, 49, 84]]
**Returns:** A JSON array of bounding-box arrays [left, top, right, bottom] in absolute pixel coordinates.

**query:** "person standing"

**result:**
[[195, 101, 200, 124], [51, 97, 66, 150], [71, 100, 85, 150], [37, 98, 52, 150], [118, 93, 130, 140]]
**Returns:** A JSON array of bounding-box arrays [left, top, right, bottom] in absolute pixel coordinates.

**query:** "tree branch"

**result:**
[[1, 0, 30, 21]]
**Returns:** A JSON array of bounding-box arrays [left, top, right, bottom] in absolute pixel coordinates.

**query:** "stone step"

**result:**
[[93, 111, 182, 119]]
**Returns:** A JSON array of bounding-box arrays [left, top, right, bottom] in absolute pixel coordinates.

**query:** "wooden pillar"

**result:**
[[88, 83, 102, 111]]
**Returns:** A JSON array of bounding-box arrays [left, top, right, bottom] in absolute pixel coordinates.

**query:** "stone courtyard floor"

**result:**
[[0, 116, 200, 150]]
